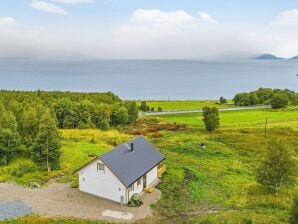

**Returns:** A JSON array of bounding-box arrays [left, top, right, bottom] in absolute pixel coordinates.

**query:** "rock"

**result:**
[[29, 182, 40, 188]]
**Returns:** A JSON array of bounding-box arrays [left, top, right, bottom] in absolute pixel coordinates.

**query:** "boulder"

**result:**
[[29, 182, 40, 188]]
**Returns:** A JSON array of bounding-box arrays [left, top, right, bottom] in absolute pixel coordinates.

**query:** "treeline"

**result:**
[[0, 90, 138, 168], [0, 90, 138, 129], [233, 88, 298, 108]]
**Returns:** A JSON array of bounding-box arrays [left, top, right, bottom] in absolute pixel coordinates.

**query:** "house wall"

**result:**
[[146, 165, 158, 186], [78, 158, 126, 204], [127, 177, 144, 201]]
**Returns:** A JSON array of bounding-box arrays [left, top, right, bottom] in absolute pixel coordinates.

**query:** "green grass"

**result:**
[[158, 107, 298, 130], [0, 129, 132, 186], [1, 109, 298, 224], [0, 216, 112, 224], [137, 100, 234, 111], [149, 128, 297, 224]]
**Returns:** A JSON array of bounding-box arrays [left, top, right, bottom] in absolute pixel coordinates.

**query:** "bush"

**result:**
[[219, 97, 227, 104], [202, 107, 220, 132], [271, 93, 288, 109], [158, 107, 163, 112], [233, 93, 258, 106], [289, 194, 298, 224], [128, 193, 143, 207], [10, 163, 36, 177], [140, 101, 149, 112], [256, 139, 296, 192]]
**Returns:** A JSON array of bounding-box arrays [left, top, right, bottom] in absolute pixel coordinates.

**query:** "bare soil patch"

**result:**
[[0, 182, 161, 222]]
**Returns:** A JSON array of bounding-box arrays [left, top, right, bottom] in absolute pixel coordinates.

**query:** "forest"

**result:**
[[0, 90, 138, 168]]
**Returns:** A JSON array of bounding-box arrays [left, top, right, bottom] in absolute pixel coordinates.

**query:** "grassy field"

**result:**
[[158, 107, 298, 130], [146, 127, 297, 224], [0, 216, 110, 224], [1, 108, 298, 224], [0, 129, 132, 186], [137, 100, 234, 111]]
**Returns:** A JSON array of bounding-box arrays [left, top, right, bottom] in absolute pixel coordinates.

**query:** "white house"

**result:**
[[76, 136, 165, 205]]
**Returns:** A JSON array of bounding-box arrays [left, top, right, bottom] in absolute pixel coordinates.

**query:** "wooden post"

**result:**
[[265, 117, 268, 134]]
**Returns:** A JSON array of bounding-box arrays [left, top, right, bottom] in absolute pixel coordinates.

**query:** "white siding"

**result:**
[[127, 178, 144, 200], [78, 158, 126, 204], [146, 166, 158, 186]]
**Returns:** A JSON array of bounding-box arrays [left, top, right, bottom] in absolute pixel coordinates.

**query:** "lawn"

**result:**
[[137, 100, 234, 111]]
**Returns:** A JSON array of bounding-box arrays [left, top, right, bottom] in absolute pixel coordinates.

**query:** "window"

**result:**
[[128, 184, 134, 192], [137, 179, 141, 187], [97, 163, 105, 173]]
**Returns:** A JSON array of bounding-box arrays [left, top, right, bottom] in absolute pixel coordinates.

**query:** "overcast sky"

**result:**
[[1, 0, 298, 59]]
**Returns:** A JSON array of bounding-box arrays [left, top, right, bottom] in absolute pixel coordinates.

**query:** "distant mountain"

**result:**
[[256, 54, 283, 59], [290, 55, 298, 59]]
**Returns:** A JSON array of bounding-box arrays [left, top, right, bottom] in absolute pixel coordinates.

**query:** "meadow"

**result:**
[[0, 129, 132, 186], [158, 107, 298, 130], [1, 107, 298, 224], [137, 100, 234, 111]]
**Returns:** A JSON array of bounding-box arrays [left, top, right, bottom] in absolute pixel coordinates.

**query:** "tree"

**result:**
[[219, 97, 227, 104], [293, 94, 298, 106], [140, 101, 148, 112], [112, 107, 129, 126], [233, 93, 257, 106], [256, 140, 295, 193], [271, 93, 288, 109], [255, 88, 273, 104], [0, 129, 19, 165], [0, 109, 19, 165], [20, 107, 40, 147], [290, 194, 298, 224], [125, 101, 138, 124], [54, 98, 76, 128], [158, 107, 162, 112], [202, 107, 220, 132], [32, 111, 61, 172]]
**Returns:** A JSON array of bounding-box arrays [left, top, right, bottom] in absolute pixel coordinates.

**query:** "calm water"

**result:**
[[0, 59, 297, 100]]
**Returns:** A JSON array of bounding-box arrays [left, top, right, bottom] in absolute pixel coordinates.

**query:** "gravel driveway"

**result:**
[[0, 201, 31, 220], [0, 182, 161, 222]]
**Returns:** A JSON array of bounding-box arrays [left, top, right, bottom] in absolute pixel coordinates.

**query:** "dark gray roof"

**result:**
[[100, 136, 165, 187]]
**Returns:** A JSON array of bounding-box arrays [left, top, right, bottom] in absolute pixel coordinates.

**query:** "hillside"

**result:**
[[256, 54, 283, 59]]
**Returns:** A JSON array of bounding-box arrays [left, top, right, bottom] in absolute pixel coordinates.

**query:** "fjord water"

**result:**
[[0, 59, 297, 100]]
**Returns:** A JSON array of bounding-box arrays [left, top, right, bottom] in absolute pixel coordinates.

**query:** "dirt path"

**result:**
[[0, 182, 161, 222]]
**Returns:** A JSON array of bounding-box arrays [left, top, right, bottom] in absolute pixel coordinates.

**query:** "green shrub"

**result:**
[[202, 107, 220, 132], [289, 194, 298, 224], [271, 93, 288, 109], [128, 193, 143, 207], [10, 163, 36, 177], [256, 139, 296, 192]]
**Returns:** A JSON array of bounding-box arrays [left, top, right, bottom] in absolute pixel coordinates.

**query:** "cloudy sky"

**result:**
[[1, 0, 298, 59]]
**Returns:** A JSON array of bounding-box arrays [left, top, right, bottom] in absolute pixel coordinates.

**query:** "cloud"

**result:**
[[120, 9, 216, 36], [50, 0, 94, 4], [0, 17, 17, 26], [1, 9, 298, 59], [30, 1, 68, 15], [198, 12, 217, 24], [272, 9, 298, 27], [130, 9, 198, 26]]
